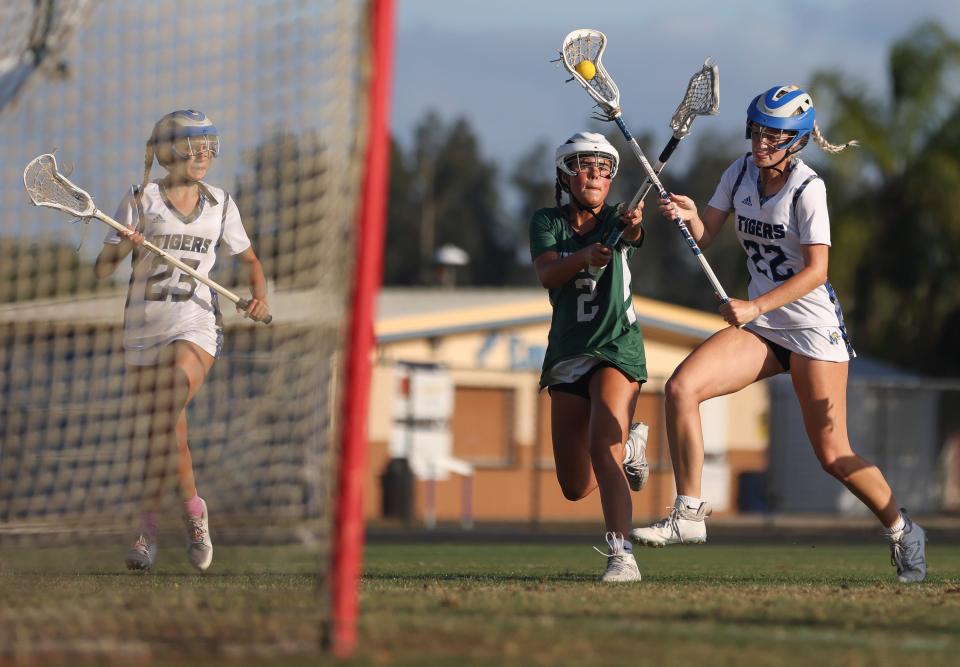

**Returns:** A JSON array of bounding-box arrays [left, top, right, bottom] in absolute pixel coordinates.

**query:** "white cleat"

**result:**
[[183, 497, 213, 572], [126, 534, 157, 571], [597, 532, 641, 583], [887, 509, 927, 583], [630, 497, 712, 547], [622, 422, 649, 492]]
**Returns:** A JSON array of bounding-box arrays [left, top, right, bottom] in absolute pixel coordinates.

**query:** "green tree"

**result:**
[[382, 137, 420, 285], [511, 140, 555, 221], [508, 140, 556, 286], [809, 21, 960, 375], [232, 130, 347, 292], [0, 239, 106, 302], [384, 111, 518, 286]]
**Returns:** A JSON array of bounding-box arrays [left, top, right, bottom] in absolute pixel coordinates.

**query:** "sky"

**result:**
[[5, 0, 959, 246], [391, 0, 960, 181]]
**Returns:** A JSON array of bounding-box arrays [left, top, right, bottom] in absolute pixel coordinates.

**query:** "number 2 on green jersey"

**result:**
[[575, 277, 599, 322]]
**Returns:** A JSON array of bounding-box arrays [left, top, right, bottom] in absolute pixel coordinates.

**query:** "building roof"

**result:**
[[0, 287, 343, 326], [375, 287, 725, 345], [2, 286, 942, 381], [0, 287, 725, 345]]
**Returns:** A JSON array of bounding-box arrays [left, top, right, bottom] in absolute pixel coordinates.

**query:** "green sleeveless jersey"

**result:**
[[529, 205, 647, 387]]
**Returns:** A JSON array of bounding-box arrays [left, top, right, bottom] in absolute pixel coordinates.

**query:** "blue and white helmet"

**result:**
[[555, 131, 619, 178], [745, 86, 815, 151], [150, 109, 220, 165]]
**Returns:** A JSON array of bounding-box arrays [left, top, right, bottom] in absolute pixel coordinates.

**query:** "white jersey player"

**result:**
[[630, 86, 926, 583], [95, 110, 269, 574], [106, 179, 251, 364], [708, 154, 854, 362]]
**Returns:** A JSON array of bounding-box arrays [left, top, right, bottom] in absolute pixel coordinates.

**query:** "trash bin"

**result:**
[[381, 457, 414, 521], [737, 471, 768, 512]]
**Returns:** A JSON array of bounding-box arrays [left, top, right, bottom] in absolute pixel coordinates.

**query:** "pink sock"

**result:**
[[183, 494, 204, 518], [139, 511, 160, 539]]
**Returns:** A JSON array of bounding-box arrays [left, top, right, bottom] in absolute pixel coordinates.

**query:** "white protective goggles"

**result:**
[[171, 133, 220, 159], [560, 153, 614, 178], [747, 122, 797, 150]]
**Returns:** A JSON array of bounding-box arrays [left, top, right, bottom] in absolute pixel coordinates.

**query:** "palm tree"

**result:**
[[809, 21, 960, 375]]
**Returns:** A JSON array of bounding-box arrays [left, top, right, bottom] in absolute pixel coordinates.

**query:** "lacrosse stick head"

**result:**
[[670, 58, 720, 139], [23, 153, 96, 218], [560, 29, 621, 118]]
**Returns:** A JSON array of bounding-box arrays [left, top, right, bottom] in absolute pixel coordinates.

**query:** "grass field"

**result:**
[[2, 539, 959, 666]]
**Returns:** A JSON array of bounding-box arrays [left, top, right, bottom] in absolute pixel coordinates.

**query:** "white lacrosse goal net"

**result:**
[[0, 0, 386, 660]]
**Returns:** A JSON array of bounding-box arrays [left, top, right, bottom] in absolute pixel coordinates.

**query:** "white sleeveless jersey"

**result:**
[[104, 180, 251, 354], [707, 155, 848, 330]]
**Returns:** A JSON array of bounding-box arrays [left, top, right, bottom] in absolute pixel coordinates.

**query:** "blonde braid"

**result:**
[[811, 121, 859, 154], [133, 143, 154, 217]]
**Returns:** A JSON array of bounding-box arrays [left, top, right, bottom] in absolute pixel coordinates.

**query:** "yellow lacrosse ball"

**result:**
[[575, 60, 596, 81]]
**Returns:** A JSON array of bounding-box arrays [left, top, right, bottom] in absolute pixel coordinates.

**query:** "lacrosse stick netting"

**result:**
[[671, 58, 719, 138], [559, 29, 730, 302], [603, 58, 720, 248], [23, 153, 96, 217], [627, 58, 719, 211], [561, 29, 621, 115]]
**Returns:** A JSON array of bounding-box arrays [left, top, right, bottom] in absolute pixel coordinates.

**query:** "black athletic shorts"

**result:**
[[760, 336, 792, 371]]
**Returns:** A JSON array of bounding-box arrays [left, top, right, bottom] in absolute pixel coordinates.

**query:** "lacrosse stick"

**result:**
[[560, 29, 730, 303], [23, 153, 272, 324], [603, 58, 719, 247]]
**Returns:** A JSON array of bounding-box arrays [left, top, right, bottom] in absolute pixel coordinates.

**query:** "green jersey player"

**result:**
[[529, 131, 649, 583]]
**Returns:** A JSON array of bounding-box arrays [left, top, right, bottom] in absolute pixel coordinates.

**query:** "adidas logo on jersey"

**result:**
[[741, 195, 752, 206]]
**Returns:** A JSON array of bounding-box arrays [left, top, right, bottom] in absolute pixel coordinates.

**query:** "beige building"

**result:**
[[0, 286, 770, 528], [368, 288, 769, 526]]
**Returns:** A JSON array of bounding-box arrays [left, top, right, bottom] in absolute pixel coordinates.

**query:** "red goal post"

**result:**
[[333, 0, 396, 656]]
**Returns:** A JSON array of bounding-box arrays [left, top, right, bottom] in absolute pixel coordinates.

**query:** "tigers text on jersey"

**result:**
[[104, 180, 251, 355], [707, 155, 847, 330], [529, 205, 647, 387]]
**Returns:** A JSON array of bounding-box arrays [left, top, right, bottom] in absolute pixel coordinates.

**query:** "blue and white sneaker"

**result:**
[[887, 509, 926, 583]]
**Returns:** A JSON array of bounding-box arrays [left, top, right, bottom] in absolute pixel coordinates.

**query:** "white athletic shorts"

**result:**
[[746, 324, 856, 364], [124, 327, 222, 366], [541, 355, 603, 387]]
